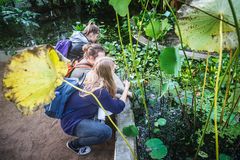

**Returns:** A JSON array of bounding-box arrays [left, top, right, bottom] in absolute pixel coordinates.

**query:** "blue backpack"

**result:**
[[44, 75, 86, 119]]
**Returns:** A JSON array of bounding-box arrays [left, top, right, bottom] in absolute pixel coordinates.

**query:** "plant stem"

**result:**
[[127, 11, 149, 127], [194, 48, 239, 160], [213, 14, 223, 160], [220, 51, 232, 124], [174, 85, 184, 116], [164, 0, 197, 129], [200, 52, 209, 112], [116, 13, 130, 78], [222, 95, 240, 129]]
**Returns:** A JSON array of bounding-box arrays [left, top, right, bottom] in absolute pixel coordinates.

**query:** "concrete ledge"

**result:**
[[114, 99, 137, 160]]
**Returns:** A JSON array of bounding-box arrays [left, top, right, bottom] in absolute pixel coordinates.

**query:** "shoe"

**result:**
[[66, 140, 91, 156]]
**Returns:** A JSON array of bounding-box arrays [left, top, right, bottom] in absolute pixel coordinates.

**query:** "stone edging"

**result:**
[[114, 99, 137, 160]]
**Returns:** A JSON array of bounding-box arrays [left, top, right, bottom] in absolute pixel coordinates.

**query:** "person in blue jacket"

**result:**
[[61, 57, 130, 156]]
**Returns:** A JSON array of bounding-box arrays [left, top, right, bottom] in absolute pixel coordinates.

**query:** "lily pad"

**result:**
[[157, 118, 167, 126], [159, 47, 181, 76], [3, 45, 67, 115], [176, 0, 240, 52], [109, 0, 131, 17], [149, 145, 168, 160], [145, 138, 168, 160]]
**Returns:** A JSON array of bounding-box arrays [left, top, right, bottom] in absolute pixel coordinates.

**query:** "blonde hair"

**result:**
[[82, 21, 99, 36], [82, 43, 105, 59], [83, 57, 116, 97]]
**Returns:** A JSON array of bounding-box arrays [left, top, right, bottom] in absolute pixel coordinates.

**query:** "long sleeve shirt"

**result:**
[[60, 88, 125, 135]]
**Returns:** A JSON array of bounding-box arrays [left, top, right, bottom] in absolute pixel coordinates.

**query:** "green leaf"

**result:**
[[145, 138, 163, 149], [157, 118, 167, 126], [145, 138, 168, 159], [145, 20, 161, 39], [153, 128, 160, 134], [109, 0, 131, 17], [122, 125, 139, 137], [176, 0, 240, 52], [159, 47, 181, 76], [220, 153, 232, 160], [149, 146, 168, 160], [160, 82, 169, 97]]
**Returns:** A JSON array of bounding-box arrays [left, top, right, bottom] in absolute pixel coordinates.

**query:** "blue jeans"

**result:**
[[71, 119, 112, 147]]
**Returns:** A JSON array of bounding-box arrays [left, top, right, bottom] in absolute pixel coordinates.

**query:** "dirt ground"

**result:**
[[0, 62, 114, 160]]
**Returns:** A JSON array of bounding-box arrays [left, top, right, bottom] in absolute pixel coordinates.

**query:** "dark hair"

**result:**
[[82, 43, 105, 58], [82, 22, 99, 36]]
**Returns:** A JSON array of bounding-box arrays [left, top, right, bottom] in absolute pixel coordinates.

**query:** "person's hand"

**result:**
[[123, 80, 130, 89]]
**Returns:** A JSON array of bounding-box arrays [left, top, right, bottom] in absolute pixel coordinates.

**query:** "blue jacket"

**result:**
[[61, 88, 125, 135]]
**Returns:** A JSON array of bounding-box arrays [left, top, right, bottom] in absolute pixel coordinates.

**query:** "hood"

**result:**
[[69, 31, 89, 43]]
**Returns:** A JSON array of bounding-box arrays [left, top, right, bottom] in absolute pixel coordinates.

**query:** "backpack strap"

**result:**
[[65, 61, 92, 78]]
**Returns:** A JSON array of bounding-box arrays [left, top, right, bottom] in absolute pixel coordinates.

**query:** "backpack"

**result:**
[[44, 75, 86, 119], [55, 39, 72, 58], [65, 61, 93, 78], [55, 31, 88, 60]]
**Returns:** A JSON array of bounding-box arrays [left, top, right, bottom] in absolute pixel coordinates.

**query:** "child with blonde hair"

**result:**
[[61, 57, 130, 156]]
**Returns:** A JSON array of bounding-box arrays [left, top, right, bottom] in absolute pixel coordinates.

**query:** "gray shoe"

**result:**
[[66, 140, 91, 156]]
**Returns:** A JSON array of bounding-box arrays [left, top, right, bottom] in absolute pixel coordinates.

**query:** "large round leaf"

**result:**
[[149, 146, 168, 160], [145, 138, 163, 149], [145, 138, 168, 160], [159, 47, 181, 76], [3, 45, 68, 115], [176, 0, 240, 52], [109, 0, 131, 17]]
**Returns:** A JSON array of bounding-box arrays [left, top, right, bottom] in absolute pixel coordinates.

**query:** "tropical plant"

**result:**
[[145, 138, 168, 160]]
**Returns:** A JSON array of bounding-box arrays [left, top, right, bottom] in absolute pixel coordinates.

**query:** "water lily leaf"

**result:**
[[176, 0, 240, 52], [220, 153, 232, 160], [109, 0, 131, 17], [145, 138, 163, 149], [149, 145, 168, 160], [122, 125, 139, 137], [3, 45, 68, 115], [159, 47, 181, 76], [157, 118, 167, 126], [146, 138, 168, 160]]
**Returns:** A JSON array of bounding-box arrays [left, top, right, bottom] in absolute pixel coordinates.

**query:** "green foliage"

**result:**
[[145, 138, 168, 160], [109, 0, 131, 17], [84, 0, 102, 5], [159, 47, 181, 76], [1, 6, 39, 28], [122, 125, 139, 137], [72, 22, 85, 31], [144, 19, 172, 40], [219, 153, 232, 160]]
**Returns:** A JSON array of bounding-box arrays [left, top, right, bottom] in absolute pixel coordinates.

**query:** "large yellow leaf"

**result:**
[[2, 45, 68, 115]]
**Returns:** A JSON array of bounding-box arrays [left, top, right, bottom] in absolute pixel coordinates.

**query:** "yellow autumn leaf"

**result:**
[[2, 45, 68, 115]]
